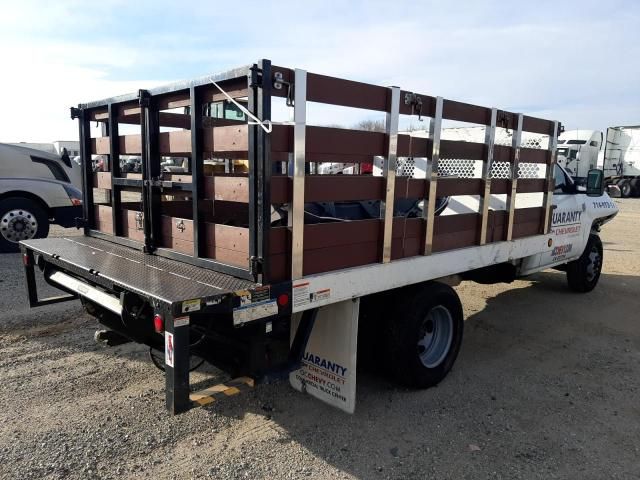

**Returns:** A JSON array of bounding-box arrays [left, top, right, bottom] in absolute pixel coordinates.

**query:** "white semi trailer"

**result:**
[[601, 126, 640, 197]]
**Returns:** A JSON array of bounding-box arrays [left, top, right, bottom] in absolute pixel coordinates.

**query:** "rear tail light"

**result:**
[[277, 293, 289, 307], [153, 314, 164, 333], [22, 253, 30, 266]]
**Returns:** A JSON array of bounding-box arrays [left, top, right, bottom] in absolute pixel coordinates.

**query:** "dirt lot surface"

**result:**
[[0, 200, 638, 480]]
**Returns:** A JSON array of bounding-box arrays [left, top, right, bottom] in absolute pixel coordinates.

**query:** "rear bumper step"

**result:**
[[47, 270, 122, 315]]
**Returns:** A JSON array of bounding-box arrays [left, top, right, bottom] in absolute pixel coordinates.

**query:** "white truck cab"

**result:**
[[556, 129, 603, 182], [0, 143, 83, 252]]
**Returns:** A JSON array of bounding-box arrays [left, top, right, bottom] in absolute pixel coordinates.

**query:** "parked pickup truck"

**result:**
[[0, 143, 82, 252], [20, 59, 618, 415]]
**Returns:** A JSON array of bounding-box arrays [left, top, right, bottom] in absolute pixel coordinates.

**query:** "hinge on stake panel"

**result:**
[[249, 64, 262, 88], [249, 256, 263, 276], [404, 92, 423, 121], [273, 71, 294, 107]]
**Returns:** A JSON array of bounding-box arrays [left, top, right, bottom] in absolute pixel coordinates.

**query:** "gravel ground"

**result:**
[[0, 200, 639, 480]]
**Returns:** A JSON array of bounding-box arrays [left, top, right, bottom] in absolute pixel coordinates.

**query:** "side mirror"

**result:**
[[586, 169, 605, 197]]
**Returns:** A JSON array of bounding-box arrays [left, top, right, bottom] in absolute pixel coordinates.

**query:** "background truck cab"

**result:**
[[556, 129, 602, 183], [0, 143, 83, 252]]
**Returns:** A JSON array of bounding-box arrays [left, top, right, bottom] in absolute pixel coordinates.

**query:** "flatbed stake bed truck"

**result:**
[[21, 59, 618, 414]]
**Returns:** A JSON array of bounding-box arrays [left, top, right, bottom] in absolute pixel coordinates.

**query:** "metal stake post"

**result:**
[[423, 97, 443, 255], [108, 103, 122, 236], [164, 308, 191, 415], [479, 108, 497, 244], [190, 86, 204, 257], [291, 69, 307, 280], [381, 87, 400, 263], [77, 108, 94, 232], [542, 121, 559, 233], [505, 113, 523, 241]]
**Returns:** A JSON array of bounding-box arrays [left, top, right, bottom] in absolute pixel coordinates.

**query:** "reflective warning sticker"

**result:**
[[165, 332, 174, 368], [233, 300, 278, 326], [251, 286, 270, 303], [310, 288, 330, 303], [292, 282, 310, 309], [182, 299, 201, 313], [174, 316, 190, 328]]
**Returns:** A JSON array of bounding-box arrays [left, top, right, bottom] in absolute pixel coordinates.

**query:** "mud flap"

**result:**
[[289, 298, 359, 413]]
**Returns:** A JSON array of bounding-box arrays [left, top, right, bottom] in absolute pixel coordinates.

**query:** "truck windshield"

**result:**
[[210, 100, 247, 121]]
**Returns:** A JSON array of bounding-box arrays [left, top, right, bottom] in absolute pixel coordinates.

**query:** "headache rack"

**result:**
[[71, 58, 560, 285]]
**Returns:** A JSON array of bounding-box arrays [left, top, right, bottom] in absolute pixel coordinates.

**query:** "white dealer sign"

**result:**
[[289, 299, 359, 414]]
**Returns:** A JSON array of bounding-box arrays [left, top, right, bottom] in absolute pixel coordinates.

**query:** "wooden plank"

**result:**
[[271, 66, 389, 112], [92, 127, 248, 155], [517, 178, 546, 193], [93, 172, 112, 190], [522, 115, 555, 135], [440, 139, 485, 160], [397, 135, 430, 157], [270, 176, 434, 204], [443, 99, 491, 125], [203, 245, 249, 266], [269, 174, 535, 205], [121, 209, 145, 242], [519, 148, 549, 164], [166, 174, 192, 184], [432, 213, 481, 252], [204, 223, 250, 253], [490, 179, 509, 194], [203, 175, 249, 202], [90, 109, 109, 122], [202, 125, 249, 153], [437, 178, 483, 196], [161, 237, 193, 255], [158, 131, 191, 155], [161, 216, 193, 242], [94, 205, 113, 234], [513, 207, 544, 239]]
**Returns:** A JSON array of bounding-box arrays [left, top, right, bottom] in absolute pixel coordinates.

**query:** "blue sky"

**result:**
[[0, 0, 638, 142]]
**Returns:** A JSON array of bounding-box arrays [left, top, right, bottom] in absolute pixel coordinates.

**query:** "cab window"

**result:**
[[553, 164, 572, 194]]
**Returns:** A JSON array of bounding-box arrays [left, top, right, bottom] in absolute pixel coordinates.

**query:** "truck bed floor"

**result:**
[[21, 237, 255, 305]]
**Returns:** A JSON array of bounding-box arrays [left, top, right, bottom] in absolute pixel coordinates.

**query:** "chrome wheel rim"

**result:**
[[1, 209, 38, 243], [585, 246, 602, 282], [418, 305, 454, 368]]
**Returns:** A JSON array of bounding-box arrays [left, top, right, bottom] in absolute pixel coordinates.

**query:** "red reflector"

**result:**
[[277, 293, 289, 307], [153, 314, 164, 333], [22, 253, 30, 266]]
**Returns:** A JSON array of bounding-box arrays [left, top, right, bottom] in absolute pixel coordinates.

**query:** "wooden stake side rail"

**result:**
[[78, 58, 559, 284], [269, 66, 556, 135], [90, 125, 551, 165]]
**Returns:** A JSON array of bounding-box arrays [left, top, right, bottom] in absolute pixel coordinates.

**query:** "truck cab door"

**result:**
[[540, 164, 586, 266]]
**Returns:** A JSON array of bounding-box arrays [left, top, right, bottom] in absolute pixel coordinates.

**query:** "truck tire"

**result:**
[[566, 234, 603, 293], [0, 197, 50, 253], [617, 179, 631, 198], [383, 282, 464, 389], [630, 178, 640, 197]]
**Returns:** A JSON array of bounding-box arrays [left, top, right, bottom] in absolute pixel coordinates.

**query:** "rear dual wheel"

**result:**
[[382, 282, 464, 388]]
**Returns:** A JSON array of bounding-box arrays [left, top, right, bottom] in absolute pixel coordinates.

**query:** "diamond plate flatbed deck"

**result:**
[[21, 237, 255, 306]]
